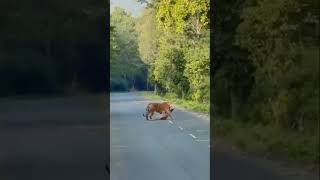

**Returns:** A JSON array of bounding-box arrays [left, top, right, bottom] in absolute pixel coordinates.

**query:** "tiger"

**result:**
[[142, 102, 175, 120]]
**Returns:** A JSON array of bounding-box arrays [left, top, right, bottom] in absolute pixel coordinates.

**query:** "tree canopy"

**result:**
[[0, 0, 107, 96], [110, 7, 147, 91]]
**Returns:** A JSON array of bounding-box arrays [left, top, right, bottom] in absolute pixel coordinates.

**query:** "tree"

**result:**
[[212, 0, 254, 118], [152, 33, 189, 98], [236, 0, 319, 131], [156, 0, 209, 38], [110, 7, 147, 91], [136, 8, 159, 65], [184, 36, 210, 102], [143, 0, 210, 101]]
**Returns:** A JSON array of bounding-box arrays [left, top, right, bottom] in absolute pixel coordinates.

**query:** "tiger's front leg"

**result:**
[[164, 109, 173, 120], [160, 111, 169, 120]]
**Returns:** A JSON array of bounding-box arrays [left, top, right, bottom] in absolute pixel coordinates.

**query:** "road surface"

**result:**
[[0, 94, 109, 180], [110, 93, 210, 180]]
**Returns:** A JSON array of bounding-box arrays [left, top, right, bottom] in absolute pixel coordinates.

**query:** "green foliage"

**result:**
[[110, 7, 147, 91], [136, 8, 160, 65], [212, 0, 319, 168], [153, 34, 189, 98], [137, 0, 211, 102], [235, 0, 319, 132], [184, 37, 210, 102], [156, 0, 209, 36]]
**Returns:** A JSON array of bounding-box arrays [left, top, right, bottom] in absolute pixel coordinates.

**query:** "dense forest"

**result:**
[[0, 0, 107, 96], [111, 0, 210, 104], [213, 0, 319, 132], [213, 0, 319, 165], [110, 8, 148, 91], [111, 0, 319, 164]]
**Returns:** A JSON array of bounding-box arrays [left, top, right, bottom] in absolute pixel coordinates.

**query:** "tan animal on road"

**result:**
[[143, 102, 174, 120]]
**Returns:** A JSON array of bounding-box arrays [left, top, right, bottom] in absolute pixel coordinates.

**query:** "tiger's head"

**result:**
[[169, 104, 175, 112]]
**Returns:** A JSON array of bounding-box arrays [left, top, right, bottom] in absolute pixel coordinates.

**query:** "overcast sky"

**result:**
[[110, 0, 145, 17]]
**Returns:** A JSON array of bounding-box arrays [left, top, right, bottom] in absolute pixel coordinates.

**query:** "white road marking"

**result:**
[[168, 120, 173, 124], [195, 139, 209, 142], [189, 134, 197, 139], [178, 126, 184, 130]]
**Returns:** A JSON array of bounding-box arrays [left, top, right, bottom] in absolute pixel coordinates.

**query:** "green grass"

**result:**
[[136, 91, 209, 115], [213, 119, 319, 169]]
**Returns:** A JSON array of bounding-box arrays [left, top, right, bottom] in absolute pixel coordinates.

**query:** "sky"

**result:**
[[110, 0, 145, 17]]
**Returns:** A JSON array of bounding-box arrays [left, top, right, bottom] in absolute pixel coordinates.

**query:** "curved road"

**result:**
[[110, 93, 210, 180]]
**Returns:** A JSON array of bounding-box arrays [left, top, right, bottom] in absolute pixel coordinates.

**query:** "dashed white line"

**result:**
[[168, 120, 173, 124], [189, 134, 197, 139], [178, 126, 184, 130]]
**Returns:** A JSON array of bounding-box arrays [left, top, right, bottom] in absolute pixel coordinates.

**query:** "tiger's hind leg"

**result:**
[[149, 112, 154, 120]]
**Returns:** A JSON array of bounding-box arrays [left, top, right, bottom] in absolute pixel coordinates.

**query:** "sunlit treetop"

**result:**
[[155, 0, 210, 36]]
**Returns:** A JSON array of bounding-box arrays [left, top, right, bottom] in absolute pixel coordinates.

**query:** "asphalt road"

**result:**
[[110, 93, 210, 180], [0, 94, 109, 180]]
